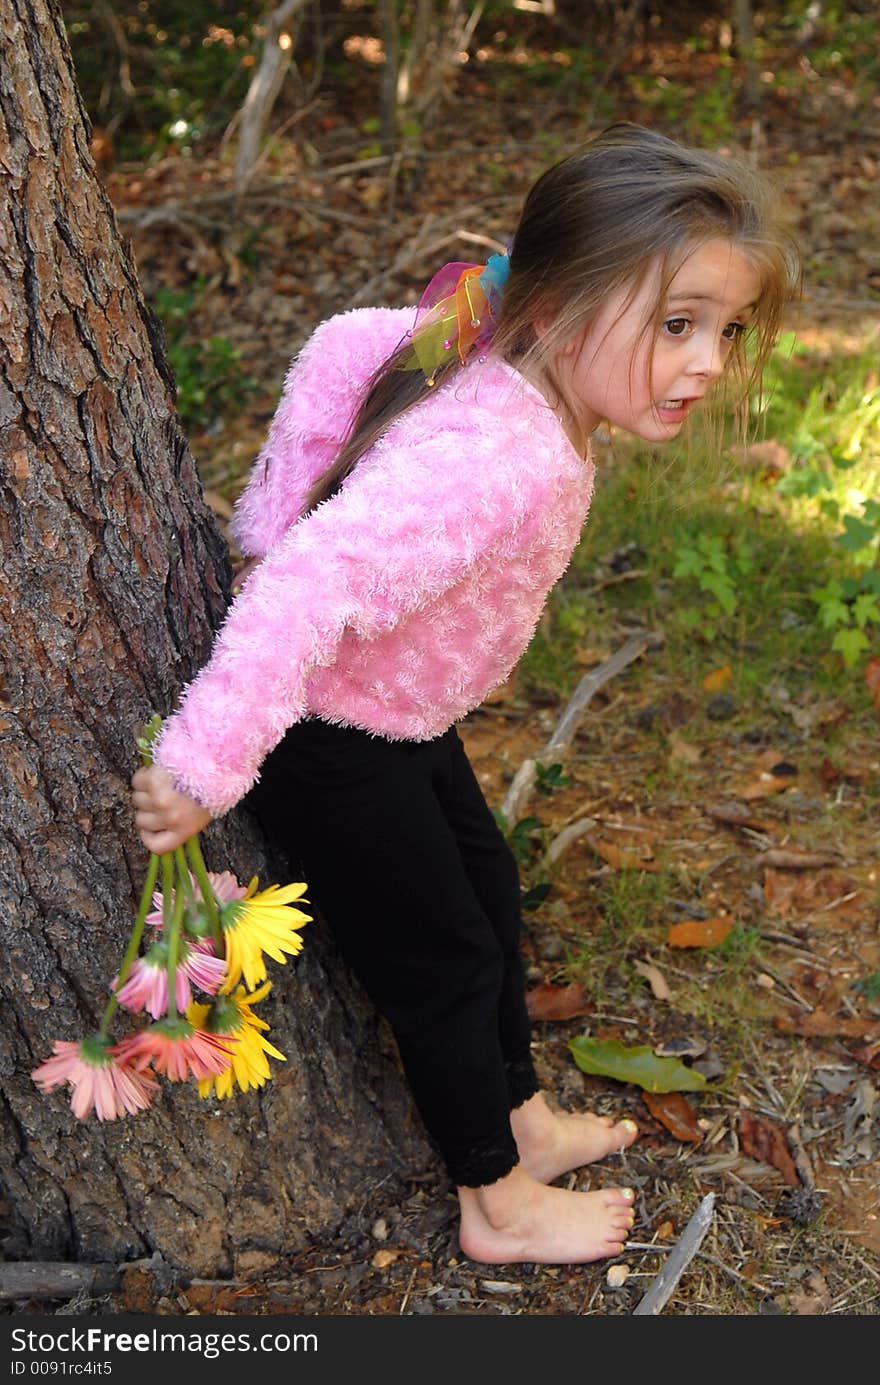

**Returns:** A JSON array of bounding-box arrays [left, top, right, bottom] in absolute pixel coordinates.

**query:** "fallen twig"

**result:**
[[786, 1121, 816, 1189], [631, 1192, 716, 1315], [0, 1261, 120, 1304], [543, 815, 597, 866], [501, 631, 659, 824]]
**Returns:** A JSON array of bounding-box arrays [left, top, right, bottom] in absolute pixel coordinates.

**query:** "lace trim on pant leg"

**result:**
[[506, 1053, 540, 1112], [448, 1130, 521, 1189]]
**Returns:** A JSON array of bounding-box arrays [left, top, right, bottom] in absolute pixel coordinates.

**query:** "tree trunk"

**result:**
[[0, 0, 431, 1280]]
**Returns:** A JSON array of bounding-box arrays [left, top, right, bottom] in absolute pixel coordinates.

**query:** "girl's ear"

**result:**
[[532, 313, 556, 348], [534, 315, 584, 356]]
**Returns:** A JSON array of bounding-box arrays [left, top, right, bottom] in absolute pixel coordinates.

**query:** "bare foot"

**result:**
[[511, 1092, 639, 1183], [458, 1164, 635, 1265]]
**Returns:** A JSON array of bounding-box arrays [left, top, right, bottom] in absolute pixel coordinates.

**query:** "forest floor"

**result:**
[[40, 17, 880, 1316]]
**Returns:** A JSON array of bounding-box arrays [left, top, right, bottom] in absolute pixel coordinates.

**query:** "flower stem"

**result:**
[[165, 854, 187, 1021], [174, 846, 196, 908], [185, 836, 224, 951], [100, 851, 160, 1038]]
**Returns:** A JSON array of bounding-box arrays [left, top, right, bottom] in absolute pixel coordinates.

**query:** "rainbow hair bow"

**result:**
[[402, 251, 511, 385]]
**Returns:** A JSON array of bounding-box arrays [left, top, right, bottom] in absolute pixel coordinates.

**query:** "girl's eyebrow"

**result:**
[[666, 292, 758, 312]]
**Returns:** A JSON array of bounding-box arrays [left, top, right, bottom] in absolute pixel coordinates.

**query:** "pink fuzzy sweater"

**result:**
[[154, 307, 595, 815]]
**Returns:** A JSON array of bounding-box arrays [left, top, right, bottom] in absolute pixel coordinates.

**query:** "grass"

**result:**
[[520, 330, 879, 709]]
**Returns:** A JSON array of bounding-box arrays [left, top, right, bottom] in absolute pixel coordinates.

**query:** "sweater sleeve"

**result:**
[[230, 307, 411, 558], [153, 411, 546, 815]]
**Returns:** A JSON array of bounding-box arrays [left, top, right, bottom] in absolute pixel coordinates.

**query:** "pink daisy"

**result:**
[[31, 1035, 158, 1121], [113, 940, 226, 1019], [114, 1018, 235, 1082], [147, 869, 246, 933]]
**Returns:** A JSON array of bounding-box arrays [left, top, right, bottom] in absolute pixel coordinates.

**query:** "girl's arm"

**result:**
[[151, 408, 553, 817]]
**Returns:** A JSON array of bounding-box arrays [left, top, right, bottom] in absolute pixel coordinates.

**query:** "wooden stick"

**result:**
[[787, 1121, 816, 1189], [500, 631, 658, 825], [631, 1192, 716, 1316], [0, 1261, 120, 1303], [543, 815, 598, 866]]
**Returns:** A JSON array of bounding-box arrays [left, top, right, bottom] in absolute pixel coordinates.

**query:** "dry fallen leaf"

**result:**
[[643, 1091, 703, 1143], [585, 835, 661, 872], [667, 916, 734, 948], [735, 1110, 800, 1187], [764, 868, 863, 923], [762, 868, 801, 916], [633, 958, 672, 1000], [865, 655, 880, 709], [788, 1290, 829, 1316], [525, 982, 592, 1022], [759, 846, 841, 869], [704, 802, 776, 833], [740, 760, 799, 799], [702, 663, 732, 693], [668, 732, 701, 764], [775, 1009, 879, 1040], [853, 1039, 880, 1068]]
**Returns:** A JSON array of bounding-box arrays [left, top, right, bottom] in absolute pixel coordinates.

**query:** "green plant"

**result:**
[[713, 924, 763, 965], [520, 881, 551, 913], [534, 761, 571, 796], [764, 334, 880, 667], [852, 971, 880, 1004], [671, 532, 755, 640], [66, 3, 258, 162], [151, 281, 258, 434], [505, 814, 544, 866]]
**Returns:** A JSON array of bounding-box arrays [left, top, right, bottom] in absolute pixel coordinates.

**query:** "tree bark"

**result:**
[[0, 0, 431, 1279]]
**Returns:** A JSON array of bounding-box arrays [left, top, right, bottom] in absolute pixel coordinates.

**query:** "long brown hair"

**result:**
[[302, 123, 800, 514]]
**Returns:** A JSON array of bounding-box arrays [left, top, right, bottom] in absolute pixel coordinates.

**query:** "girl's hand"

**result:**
[[131, 764, 213, 854]]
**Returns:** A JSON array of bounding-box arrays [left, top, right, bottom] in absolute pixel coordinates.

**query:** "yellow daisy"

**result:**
[[188, 981, 286, 1100], [219, 879, 311, 993]]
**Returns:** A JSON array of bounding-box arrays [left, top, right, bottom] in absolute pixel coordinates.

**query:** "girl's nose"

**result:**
[[687, 337, 726, 380]]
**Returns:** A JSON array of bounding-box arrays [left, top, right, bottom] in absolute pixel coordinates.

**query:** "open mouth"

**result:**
[[655, 397, 699, 419]]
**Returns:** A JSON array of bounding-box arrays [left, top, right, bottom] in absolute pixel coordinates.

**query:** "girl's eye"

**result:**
[[664, 317, 690, 336], [721, 321, 746, 341]]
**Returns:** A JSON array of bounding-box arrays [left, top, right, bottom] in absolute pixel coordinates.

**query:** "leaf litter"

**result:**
[[81, 11, 880, 1319]]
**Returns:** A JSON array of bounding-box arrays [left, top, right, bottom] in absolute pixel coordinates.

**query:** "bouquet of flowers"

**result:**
[[31, 716, 310, 1120]]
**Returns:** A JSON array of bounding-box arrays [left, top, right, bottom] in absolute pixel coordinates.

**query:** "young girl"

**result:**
[[131, 123, 798, 1266]]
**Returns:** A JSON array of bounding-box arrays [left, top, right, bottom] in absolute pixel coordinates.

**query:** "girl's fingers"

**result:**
[[138, 826, 189, 854]]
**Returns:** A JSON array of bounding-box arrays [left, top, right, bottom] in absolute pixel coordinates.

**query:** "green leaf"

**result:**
[[831, 626, 870, 665], [677, 608, 703, 630], [816, 597, 851, 630], [838, 512, 876, 552], [673, 547, 703, 578], [699, 571, 737, 614], [568, 1035, 708, 1093], [853, 593, 880, 629], [521, 881, 551, 911], [829, 446, 859, 470]]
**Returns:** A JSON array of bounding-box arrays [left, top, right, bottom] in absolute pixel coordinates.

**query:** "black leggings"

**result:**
[[249, 718, 539, 1187]]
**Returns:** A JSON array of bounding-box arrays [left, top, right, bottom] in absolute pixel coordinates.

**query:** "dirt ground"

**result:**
[[12, 12, 879, 1317]]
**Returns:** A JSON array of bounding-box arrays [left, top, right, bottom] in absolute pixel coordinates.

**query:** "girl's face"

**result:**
[[558, 238, 763, 444]]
